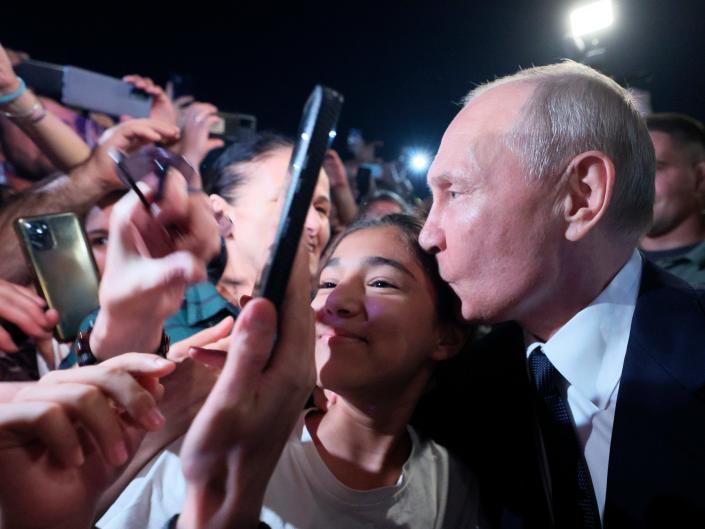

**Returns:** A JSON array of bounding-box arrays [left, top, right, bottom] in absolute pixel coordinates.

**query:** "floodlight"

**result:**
[[408, 151, 431, 173], [570, 0, 614, 39]]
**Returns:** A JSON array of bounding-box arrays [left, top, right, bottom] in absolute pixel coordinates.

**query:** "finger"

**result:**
[[122, 120, 180, 147], [188, 346, 227, 369], [136, 375, 165, 401], [266, 240, 316, 380], [0, 401, 84, 467], [165, 193, 220, 261], [102, 119, 180, 152], [174, 95, 195, 108], [109, 185, 166, 258], [154, 168, 189, 227], [0, 281, 46, 312], [0, 303, 55, 339], [216, 298, 277, 400], [168, 316, 235, 361], [42, 353, 173, 429], [18, 384, 128, 466], [7, 282, 47, 307], [142, 250, 207, 291], [0, 326, 18, 352], [203, 335, 231, 351], [206, 138, 225, 151], [98, 352, 175, 377], [200, 114, 222, 129]]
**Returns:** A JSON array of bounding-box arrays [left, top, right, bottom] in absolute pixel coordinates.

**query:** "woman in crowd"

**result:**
[[205, 133, 332, 306]]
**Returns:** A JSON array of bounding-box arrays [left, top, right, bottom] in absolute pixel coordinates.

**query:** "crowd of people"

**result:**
[[0, 39, 703, 529]]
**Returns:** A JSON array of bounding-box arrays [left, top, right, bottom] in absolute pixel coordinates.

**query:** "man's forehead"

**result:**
[[449, 82, 533, 137], [429, 83, 533, 180]]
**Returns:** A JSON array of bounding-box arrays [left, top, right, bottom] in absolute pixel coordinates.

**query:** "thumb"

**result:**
[[139, 250, 206, 292], [213, 298, 277, 401]]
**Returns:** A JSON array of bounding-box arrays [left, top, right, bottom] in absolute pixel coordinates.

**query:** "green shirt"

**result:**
[[164, 281, 239, 342], [63, 282, 238, 368], [645, 241, 705, 287]]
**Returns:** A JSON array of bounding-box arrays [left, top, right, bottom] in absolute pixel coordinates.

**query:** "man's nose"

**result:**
[[419, 205, 444, 255]]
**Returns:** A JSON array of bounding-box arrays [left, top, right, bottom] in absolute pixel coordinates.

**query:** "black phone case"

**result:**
[[255, 85, 343, 311]]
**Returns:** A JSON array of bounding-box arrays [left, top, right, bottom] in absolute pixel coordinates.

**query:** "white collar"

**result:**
[[525, 250, 642, 410]]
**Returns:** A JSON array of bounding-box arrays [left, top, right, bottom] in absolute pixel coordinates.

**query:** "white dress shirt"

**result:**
[[525, 250, 642, 521]]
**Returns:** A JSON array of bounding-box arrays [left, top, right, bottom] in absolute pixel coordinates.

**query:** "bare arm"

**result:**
[[0, 170, 118, 284], [0, 119, 180, 284], [0, 44, 91, 171], [324, 150, 358, 226]]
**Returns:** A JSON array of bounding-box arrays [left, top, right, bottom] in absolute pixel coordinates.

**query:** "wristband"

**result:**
[[2, 99, 47, 123], [75, 323, 170, 366], [0, 77, 26, 105]]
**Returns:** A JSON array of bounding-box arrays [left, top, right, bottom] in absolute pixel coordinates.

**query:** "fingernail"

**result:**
[[152, 357, 172, 368], [145, 409, 166, 429]]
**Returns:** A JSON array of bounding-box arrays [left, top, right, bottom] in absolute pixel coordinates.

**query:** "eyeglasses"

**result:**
[[108, 146, 198, 211]]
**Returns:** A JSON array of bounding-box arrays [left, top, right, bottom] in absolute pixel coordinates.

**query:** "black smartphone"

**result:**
[[14, 212, 100, 342], [253, 85, 344, 311]]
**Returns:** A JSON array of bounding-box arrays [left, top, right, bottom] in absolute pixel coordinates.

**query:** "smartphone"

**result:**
[[15, 59, 153, 118], [14, 213, 100, 342], [209, 112, 257, 143], [253, 85, 344, 311]]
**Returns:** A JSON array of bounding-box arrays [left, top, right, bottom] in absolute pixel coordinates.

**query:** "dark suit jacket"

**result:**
[[414, 261, 705, 529]]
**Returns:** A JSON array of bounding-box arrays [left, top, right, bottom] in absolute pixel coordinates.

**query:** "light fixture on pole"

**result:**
[[567, 0, 615, 62]]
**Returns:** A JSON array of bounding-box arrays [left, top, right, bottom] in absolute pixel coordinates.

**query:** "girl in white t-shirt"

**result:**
[[98, 214, 482, 529]]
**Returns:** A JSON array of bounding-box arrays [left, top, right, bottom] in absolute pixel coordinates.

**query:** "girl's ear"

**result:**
[[430, 322, 468, 362]]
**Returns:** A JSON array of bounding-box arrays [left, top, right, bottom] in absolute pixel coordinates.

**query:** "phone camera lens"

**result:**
[[24, 220, 54, 251]]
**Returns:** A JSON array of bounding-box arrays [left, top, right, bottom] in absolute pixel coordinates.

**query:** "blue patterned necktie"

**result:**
[[528, 347, 601, 529]]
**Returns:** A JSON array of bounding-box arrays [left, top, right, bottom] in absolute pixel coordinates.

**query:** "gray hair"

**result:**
[[464, 61, 655, 241]]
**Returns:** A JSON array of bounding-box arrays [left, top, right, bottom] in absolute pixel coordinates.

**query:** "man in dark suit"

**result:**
[[418, 61, 705, 529]]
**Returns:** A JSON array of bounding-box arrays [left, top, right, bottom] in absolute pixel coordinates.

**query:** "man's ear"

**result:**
[[560, 151, 616, 242], [430, 322, 468, 362], [694, 160, 705, 194]]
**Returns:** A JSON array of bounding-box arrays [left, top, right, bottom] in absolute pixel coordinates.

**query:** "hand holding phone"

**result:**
[[0, 278, 59, 352], [87, 157, 221, 360], [14, 213, 99, 342]]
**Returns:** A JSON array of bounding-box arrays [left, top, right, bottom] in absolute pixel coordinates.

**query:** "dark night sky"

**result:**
[[3, 0, 704, 165]]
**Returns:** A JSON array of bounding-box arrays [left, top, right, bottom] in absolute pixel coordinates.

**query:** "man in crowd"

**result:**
[[419, 61, 705, 529], [639, 113, 705, 286]]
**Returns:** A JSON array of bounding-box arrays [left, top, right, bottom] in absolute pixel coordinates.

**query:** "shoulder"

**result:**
[[411, 433, 483, 529]]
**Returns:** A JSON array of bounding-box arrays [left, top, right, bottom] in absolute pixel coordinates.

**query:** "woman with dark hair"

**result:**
[[258, 213, 481, 528], [204, 132, 332, 306]]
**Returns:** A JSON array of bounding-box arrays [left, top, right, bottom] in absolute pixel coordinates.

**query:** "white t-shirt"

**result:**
[[98, 412, 482, 529]]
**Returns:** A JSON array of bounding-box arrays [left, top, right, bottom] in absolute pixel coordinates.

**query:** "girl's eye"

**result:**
[[90, 236, 108, 247], [318, 281, 337, 289], [369, 280, 397, 289]]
